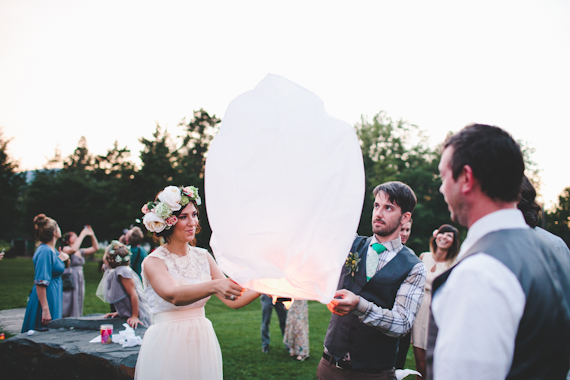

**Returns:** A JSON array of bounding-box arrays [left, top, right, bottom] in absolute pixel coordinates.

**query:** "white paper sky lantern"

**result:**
[[205, 74, 365, 304]]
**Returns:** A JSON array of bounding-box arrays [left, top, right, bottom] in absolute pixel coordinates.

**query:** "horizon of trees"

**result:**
[[1, 109, 568, 255]]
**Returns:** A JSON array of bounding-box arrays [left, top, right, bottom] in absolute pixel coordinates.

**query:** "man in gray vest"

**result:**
[[427, 124, 570, 379], [317, 181, 426, 379]]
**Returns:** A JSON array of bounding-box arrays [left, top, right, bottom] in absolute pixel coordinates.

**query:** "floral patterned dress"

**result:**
[[283, 299, 310, 359]]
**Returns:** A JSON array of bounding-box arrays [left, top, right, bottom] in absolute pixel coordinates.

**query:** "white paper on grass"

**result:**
[[205, 74, 365, 304]]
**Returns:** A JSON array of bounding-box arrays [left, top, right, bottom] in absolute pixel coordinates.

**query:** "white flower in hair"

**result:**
[[143, 212, 167, 233], [158, 186, 182, 211]]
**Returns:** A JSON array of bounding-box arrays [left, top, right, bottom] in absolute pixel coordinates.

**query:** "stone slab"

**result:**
[[0, 307, 26, 334], [0, 315, 147, 380]]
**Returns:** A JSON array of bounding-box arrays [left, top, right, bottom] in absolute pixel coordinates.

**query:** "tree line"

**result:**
[[1, 109, 568, 255]]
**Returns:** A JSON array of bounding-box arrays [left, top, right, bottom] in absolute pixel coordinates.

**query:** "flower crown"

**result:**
[[141, 186, 201, 233], [107, 240, 132, 264]]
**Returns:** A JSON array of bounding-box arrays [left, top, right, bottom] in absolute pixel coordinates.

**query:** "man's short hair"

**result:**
[[373, 181, 417, 214], [444, 124, 524, 202], [518, 175, 541, 228]]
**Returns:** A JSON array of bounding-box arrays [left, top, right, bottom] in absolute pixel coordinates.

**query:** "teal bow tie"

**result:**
[[372, 243, 387, 253]]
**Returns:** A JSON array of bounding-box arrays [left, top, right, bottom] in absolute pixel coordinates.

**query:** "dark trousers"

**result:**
[[260, 294, 287, 348], [395, 332, 411, 369], [316, 358, 397, 380]]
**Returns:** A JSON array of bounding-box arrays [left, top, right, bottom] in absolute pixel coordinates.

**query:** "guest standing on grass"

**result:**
[[395, 218, 414, 370], [517, 175, 570, 380], [61, 226, 99, 317], [260, 294, 288, 353], [135, 185, 260, 380], [127, 226, 147, 280], [21, 214, 69, 333], [319, 181, 426, 379], [411, 224, 459, 379], [428, 124, 570, 380], [283, 299, 310, 361]]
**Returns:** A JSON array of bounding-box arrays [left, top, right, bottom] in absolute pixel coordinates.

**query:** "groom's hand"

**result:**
[[327, 289, 360, 316]]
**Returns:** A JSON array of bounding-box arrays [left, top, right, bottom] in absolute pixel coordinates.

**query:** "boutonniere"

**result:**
[[344, 252, 361, 282]]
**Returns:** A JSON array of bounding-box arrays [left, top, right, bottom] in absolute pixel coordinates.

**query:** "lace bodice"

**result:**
[[142, 245, 212, 315]]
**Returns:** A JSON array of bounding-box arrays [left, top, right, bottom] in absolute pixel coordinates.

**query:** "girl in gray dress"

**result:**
[[97, 241, 151, 328]]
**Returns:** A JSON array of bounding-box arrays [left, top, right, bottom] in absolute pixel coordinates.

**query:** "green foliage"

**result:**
[[175, 109, 220, 248], [0, 129, 27, 240], [5, 108, 564, 258], [545, 187, 570, 247], [355, 112, 460, 254], [63, 136, 94, 171], [0, 240, 11, 251]]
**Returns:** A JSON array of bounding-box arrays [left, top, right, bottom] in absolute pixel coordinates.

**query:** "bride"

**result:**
[[135, 185, 259, 380]]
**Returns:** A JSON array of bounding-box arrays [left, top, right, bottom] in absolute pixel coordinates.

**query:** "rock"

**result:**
[[0, 315, 147, 380]]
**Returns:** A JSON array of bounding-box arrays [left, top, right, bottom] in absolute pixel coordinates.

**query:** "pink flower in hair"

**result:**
[[183, 186, 196, 197], [165, 215, 178, 226], [141, 204, 150, 214]]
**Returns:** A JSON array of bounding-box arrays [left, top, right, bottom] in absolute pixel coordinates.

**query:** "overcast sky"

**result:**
[[1, 0, 568, 208]]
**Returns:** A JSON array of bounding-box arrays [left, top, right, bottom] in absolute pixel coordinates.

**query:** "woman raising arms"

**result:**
[[135, 186, 259, 380], [61, 226, 99, 317]]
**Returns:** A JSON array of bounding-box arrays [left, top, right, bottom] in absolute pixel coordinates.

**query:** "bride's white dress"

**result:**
[[135, 245, 223, 380]]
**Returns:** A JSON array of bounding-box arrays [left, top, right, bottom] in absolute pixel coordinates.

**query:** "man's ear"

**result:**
[[460, 165, 476, 194], [401, 212, 412, 226]]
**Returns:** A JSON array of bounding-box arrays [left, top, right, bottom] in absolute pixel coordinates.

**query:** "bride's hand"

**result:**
[[214, 278, 244, 301]]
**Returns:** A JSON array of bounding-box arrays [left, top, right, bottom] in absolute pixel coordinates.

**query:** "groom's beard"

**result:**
[[372, 216, 402, 237]]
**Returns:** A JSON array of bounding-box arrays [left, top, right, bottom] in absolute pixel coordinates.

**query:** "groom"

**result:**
[[317, 181, 426, 379], [428, 124, 570, 379]]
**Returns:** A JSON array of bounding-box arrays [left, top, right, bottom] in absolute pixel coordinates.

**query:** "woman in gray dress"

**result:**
[[61, 226, 99, 317]]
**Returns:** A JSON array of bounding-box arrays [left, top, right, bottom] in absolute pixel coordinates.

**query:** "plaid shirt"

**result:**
[[352, 236, 426, 338]]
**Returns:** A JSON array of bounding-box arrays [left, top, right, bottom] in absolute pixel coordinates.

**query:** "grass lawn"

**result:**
[[0, 257, 417, 379]]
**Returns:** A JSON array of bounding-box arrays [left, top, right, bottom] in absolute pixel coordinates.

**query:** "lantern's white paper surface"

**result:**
[[205, 74, 365, 304]]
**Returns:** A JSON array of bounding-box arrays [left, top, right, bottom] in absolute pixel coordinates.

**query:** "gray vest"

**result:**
[[426, 228, 570, 380], [324, 236, 421, 370]]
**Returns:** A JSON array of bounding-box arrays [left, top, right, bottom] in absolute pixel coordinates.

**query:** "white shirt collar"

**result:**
[[458, 208, 529, 261]]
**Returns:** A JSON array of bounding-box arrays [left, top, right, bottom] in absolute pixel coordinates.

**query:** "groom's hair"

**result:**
[[373, 181, 417, 214], [444, 123, 524, 202]]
